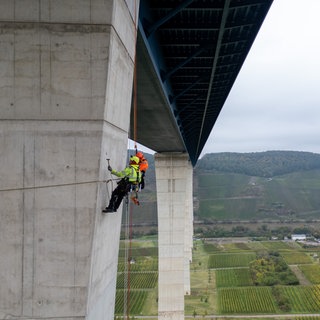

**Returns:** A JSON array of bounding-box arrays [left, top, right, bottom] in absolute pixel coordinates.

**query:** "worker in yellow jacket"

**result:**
[[103, 155, 141, 213]]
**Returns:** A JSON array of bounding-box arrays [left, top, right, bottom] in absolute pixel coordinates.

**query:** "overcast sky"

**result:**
[[134, 0, 320, 157], [201, 0, 320, 156]]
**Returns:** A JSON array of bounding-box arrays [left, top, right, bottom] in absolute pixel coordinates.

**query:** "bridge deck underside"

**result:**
[[131, 0, 273, 165]]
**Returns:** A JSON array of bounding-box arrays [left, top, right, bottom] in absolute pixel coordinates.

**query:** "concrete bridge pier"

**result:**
[[184, 163, 193, 296], [155, 153, 194, 320], [0, 1, 138, 319]]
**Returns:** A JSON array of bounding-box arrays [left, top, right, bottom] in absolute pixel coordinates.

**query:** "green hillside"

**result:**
[[123, 151, 320, 236], [196, 151, 320, 177], [194, 169, 320, 221]]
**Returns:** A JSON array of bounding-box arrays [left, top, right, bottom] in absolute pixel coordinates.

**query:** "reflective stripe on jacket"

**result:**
[[111, 164, 141, 183]]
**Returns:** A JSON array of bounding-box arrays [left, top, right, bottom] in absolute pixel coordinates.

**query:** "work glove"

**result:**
[[108, 165, 112, 172]]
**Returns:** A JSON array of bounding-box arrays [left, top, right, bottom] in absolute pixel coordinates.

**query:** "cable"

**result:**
[[124, 1, 139, 318], [123, 197, 129, 318], [132, 0, 138, 152], [127, 200, 134, 319]]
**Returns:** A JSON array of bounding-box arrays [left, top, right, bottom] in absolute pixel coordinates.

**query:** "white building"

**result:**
[[291, 234, 307, 241]]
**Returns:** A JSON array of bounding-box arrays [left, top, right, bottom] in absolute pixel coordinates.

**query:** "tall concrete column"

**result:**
[[0, 1, 138, 319], [184, 162, 193, 295], [155, 153, 194, 320]]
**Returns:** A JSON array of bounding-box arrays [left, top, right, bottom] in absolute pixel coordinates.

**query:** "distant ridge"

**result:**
[[125, 150, 320, 228], [196, 151, 320, 177]]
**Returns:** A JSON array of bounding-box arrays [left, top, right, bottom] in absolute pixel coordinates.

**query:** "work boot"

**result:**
[[102, 207, 116, 213]]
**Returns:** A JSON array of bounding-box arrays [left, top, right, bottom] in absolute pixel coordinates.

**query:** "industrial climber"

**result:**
[[102, 155, 141, 213], [136, 151, 149, 189]]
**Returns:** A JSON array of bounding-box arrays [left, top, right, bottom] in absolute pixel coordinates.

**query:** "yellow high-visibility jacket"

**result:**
[[111, 164, 141, 184]]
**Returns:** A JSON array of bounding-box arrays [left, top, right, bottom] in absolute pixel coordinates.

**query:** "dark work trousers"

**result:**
[[107, 179, 132, 211]]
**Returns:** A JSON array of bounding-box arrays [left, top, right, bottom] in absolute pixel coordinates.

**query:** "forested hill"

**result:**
[[196, 151, 320, 177]]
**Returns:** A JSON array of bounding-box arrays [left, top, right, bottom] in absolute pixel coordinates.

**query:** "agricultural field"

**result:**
[[218, 287, 278, 313], [115, 237, 320, 318], [208, 252, 256, 268], [116, 237, 159, 316], [215, 268, 253, 287], [299, 264, 320, 284]]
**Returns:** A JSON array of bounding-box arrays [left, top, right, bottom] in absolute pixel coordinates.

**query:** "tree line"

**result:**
[[196, 150, 320, 177]]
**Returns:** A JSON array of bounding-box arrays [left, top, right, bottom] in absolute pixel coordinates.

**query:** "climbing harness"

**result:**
[[130, 165, 140, 206]]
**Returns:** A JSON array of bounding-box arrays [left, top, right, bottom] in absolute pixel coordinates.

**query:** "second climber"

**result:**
[[102, 155, 141, 213], [136, 151, 149, 189]]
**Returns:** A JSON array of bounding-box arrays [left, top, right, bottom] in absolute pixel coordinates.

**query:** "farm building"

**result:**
[[291, 234, 307, 241]]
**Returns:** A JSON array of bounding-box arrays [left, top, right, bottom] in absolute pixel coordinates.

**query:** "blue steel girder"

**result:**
[[131, 0, 273, 166]]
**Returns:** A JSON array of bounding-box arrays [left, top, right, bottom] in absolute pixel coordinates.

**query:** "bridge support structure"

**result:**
[[155, 153, 193, 320], [0, 1, 138, 319]]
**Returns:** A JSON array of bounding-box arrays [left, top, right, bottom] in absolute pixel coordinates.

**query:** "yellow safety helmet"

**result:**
[[129, 155, 139, 165]]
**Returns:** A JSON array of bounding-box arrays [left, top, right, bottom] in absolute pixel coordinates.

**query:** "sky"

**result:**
[[134, 0, 320, 157], [201, 0, 320, 156]]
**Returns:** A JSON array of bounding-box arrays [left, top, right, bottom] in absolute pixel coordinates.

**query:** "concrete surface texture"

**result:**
[[184, 164, 193, 295], [155, 153, 193, 320], [0, 1, 138, 319]]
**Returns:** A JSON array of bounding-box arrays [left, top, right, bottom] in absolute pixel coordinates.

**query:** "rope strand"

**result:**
[[133, 0, 138, 150], [123, 197, 129, 318], [124, 1, 139, 318]]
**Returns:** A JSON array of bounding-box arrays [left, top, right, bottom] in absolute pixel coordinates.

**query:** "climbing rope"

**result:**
[[123, 196, 129, 318], [127, 199, 134, 318], [124, 1, 139, 318], [123, 157, 136, 318], [132, 0, 139, 153], [123, 153, 135, 318]]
